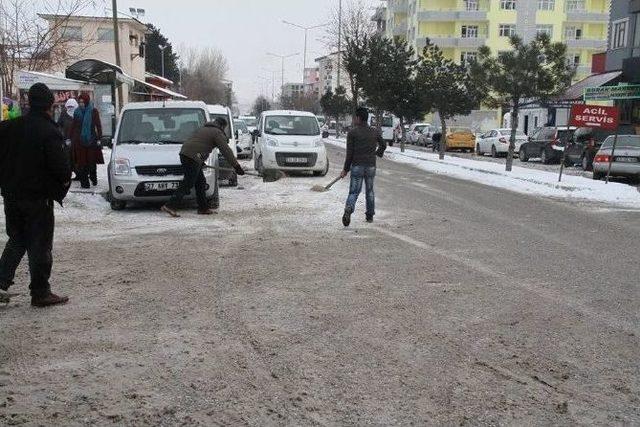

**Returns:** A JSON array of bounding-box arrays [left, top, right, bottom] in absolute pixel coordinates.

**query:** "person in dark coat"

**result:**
[[57, 98, 78, 180], [340, 107, 386, 227], [0, 83, 71, 306], [161, 117, 244, 217], [71, 93, 104, 189]]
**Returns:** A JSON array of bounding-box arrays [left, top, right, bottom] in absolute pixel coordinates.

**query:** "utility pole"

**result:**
[[337, 0, 342, 90], [267, 52, 299, 98], [282, 20, 328, 84], [112, 0, 124, 113], [158, 44, 167, 77]]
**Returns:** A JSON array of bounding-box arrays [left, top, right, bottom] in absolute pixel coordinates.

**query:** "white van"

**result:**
[[253, 110, 329, 176], [370, 115, 400, 145], [108, 101, 218, 210], [207, 105, 238, 186]]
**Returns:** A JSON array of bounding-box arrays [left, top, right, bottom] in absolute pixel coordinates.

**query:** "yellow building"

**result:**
[[386, 0, 610, 79]]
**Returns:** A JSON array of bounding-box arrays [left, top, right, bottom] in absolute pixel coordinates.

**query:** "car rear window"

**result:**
[[601, 135, 640, 148]]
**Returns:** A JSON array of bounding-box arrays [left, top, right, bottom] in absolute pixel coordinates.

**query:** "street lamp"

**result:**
[[266, 52, 299, 96], [158, 44, 167, 78], [282, 20, 328, 82]]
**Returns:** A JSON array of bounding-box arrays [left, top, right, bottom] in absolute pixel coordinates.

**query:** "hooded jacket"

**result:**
[[0, 111, 72, 204]]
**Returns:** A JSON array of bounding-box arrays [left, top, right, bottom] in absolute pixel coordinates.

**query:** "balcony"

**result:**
[[388, 0, 408, 14], [565, 10, 609, 22], [564, 38, 607, 50], [417, 35, 487, 49], [418, 0, 490, 21], [393, 21, 408, 37]]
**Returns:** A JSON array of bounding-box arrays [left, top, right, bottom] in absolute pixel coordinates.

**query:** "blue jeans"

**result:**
[[345, 166, 376, 216]]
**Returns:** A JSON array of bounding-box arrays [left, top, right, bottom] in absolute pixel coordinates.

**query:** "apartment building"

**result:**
[[315, 51, 347, 97], [282, 82, 305, 99], [303, 67, 321, 97], [386, 0, 610, 79]]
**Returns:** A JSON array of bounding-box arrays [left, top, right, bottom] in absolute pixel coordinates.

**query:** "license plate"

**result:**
[[286, 157, 307, 163], [615, 157, 638, 163], [144, 182, 180, 191]]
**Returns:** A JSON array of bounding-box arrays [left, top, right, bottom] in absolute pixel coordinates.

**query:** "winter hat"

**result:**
[[78, 93, 91, 105], [28, 83, 55, 111]]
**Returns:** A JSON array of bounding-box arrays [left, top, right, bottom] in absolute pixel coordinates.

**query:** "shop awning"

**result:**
[[66, 59, 134, 85], [559, 71, 623, 102], [17, 70, 94, 91], [131, 78, 187, 99]]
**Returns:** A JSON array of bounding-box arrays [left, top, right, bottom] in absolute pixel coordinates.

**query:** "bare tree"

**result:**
[[0, 0, 104, 97], [180, 46, 230, 105]]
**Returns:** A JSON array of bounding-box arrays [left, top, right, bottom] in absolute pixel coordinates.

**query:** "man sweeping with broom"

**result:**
[[161, 117, 244, 217], [340, 107, 386, 227]]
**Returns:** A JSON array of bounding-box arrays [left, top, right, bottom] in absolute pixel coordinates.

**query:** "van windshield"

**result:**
[[234, 120, 249, 133], [381, 117, 394, 127], [118, 108, 206, 144], [264, 115, 320, 136], [241, 117, 257, 127]]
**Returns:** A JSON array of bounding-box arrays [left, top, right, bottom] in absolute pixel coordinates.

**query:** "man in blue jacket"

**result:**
[[0, 83, 71, 306]]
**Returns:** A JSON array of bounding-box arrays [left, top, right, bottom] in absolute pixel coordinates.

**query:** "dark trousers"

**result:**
[[0, 199, 54, 297], [166, 155, 208, 210], [78, 164, 97, 187]]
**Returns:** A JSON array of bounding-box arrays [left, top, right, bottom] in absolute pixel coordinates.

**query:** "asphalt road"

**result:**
[[1, 145, 638, 425]]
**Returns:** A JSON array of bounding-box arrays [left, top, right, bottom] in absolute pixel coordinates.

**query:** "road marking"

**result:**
[[372, 226, 639, 334]]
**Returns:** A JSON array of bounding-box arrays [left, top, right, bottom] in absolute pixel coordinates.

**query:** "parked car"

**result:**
[[208, 105, 238, 186], [592, 135, 640, 181], [238, 115, 257, 134], [565, 125, 637, 171], [418, 126, 439, 147], [476, 128, 528, 157], [407, 123, 431, 145], [253, 110, 329, 176], [233, 119, 253, 159], [108, 101, 218, 211], [445, 127, 475, 152], [519, 126, 576, 164]]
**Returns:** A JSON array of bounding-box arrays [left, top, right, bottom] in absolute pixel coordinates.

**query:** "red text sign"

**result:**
[[569, 104, 619, 130]]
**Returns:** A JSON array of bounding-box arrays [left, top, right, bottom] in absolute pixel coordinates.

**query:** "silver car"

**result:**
[[592, 135, 640, 181]]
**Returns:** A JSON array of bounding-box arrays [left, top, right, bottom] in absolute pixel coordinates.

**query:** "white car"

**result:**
[[108, 101, 219, 210], [253, 110, 329, 176], [208, 105, 238, 186], [407, 123, 431, 145], [476, 128, 528, 157], [233, 119, 253, 159], [238, 115, 257, 134]]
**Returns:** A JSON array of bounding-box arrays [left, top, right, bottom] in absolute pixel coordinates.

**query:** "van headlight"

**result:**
[[266, 137, 279, 147], [314, 139, 324, 147], [114, 158, 131, 175]]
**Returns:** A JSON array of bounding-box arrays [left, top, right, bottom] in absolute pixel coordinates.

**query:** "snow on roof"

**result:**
[[207, 104, 230, 114], [560, 71, 623, 101], [145, 72, 174, 86], [262, 110, 317, 117], [122, 100, 207, 110]]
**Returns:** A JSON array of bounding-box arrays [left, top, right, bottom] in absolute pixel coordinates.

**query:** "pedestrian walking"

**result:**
[[431, 130, 442, 153], [0, 83, 71, 306], [57, 98, 79, 181], [71, 93, 104, 189], [161, 117, 245, 217], [340, 107, 386, 227]]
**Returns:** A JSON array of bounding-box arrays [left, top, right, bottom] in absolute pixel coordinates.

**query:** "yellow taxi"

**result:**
[[445, 127, 475, 152]]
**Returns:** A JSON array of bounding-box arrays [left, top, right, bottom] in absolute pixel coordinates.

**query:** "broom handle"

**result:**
[[203, 164, 261, 177], [325, 176, 342, 189]]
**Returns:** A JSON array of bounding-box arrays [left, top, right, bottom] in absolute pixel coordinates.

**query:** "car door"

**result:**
[[482, 130, 495, 152], [523, 128, 539, 156]]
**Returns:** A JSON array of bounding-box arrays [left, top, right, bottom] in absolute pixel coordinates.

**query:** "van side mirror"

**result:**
[[234, 129, 239, 140], [322, 130, 329, 139], [251, 129, 260, 138]]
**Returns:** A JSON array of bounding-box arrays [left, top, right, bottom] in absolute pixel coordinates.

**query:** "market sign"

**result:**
[[584, 84, 640, 100], [569, 104, 619, 130]]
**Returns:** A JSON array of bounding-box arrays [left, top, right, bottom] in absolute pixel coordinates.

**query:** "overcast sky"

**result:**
[[110, 0, 380, 112]]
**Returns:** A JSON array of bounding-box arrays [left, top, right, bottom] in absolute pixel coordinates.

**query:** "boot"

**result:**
[[366, 214, 374, 223], [342, 207, 353, 227], [31, 292, 69, 307]]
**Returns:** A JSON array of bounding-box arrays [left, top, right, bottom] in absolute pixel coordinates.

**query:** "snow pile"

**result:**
[[327, 138, 640, 208]]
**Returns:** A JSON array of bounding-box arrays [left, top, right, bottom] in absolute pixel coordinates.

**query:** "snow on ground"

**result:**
[[0, 150, 352, 242], [328, 138, 640, 209]]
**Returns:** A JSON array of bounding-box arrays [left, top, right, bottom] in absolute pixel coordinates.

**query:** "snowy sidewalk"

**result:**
[[327, 138, 640, 209]]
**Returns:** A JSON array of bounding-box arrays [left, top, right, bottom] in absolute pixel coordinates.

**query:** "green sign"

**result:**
[[584, 85, 640, 101]]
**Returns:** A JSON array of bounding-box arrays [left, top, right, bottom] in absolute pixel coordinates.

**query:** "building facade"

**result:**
[[281, 82, 305, 99], [385, 0, 610, 79], [315, 51, 347, 98], [303, 67, 321, 98]]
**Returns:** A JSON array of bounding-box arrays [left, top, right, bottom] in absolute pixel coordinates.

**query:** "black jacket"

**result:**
[[343, 124, 386, 171], [0, 112, 72, 204]]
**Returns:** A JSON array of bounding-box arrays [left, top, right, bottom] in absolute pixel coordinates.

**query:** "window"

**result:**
[[61, 26, 82, 41], [566, 0, 585, 11], [537, 0, 555, 10], [500, 0, 516, 10], [465, 0, 479, 11], [536, 25, 553, 38], [499, 24, 516, 37], [567, 54, 581, 67], [97, 28, 114, 42], [117, 109, 207, 145], [460, 51, 477, 65], [564, 25, 582, 40], [612, 18, 629, 49], [461, 25, 478, 38]]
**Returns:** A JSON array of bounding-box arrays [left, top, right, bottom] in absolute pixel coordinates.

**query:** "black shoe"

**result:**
[[342, 208, 352, 227], [366, 215, 374, 223]]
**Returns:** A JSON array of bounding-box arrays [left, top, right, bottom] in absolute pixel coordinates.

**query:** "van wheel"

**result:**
[[110, 199, 126, 211]]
